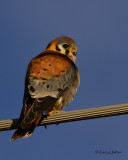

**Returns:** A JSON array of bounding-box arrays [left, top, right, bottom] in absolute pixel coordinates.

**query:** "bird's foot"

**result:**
[[49, 107, 65, 115]]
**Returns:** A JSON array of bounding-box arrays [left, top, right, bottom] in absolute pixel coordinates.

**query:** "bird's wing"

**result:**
[[19, 51, 79, 128]]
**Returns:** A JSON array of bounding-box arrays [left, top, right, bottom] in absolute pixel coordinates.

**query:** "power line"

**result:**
[[0, 103, 128, 131]]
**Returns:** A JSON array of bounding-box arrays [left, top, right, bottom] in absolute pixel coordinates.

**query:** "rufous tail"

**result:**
[[10, 116, 42, 142]]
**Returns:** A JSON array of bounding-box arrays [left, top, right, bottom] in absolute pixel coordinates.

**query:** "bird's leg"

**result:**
[[49, 106, 65, 115]]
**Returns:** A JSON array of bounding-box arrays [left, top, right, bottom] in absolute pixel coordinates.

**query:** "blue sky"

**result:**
[[0, 0, 128, 159]]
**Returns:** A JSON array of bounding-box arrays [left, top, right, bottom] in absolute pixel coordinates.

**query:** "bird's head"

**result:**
[[46, 36, 77, 62]]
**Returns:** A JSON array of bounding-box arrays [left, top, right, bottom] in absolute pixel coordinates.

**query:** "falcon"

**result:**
[[11, 36, 80, 141]]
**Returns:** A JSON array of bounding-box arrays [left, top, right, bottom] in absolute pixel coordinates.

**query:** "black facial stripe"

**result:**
[[56, 44, 61, 51], [46, 43, 51, 49], [65, 50, 69, 55]]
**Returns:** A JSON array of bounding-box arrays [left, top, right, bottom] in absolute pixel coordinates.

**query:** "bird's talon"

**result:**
[[44, 125, 47, 129], [49, 108, 65, 115]]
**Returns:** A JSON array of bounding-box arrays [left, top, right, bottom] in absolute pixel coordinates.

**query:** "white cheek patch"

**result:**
[[58, 44, 66, 54]]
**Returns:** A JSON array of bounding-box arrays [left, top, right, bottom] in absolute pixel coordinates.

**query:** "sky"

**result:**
[[0, 0, 128, 159]]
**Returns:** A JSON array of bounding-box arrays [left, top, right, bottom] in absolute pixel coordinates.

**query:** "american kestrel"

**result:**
[[11, 36, 80, 141]]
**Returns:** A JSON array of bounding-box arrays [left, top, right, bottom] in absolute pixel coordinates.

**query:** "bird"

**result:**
[[11, 36, 80, 141]]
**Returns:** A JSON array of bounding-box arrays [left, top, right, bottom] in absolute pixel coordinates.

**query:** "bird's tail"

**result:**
[[10, 115, 42, 142]]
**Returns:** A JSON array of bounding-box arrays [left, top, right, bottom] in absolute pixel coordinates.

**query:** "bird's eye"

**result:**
[[72, 51, 77, 56], [63, 43, 69, 49]]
